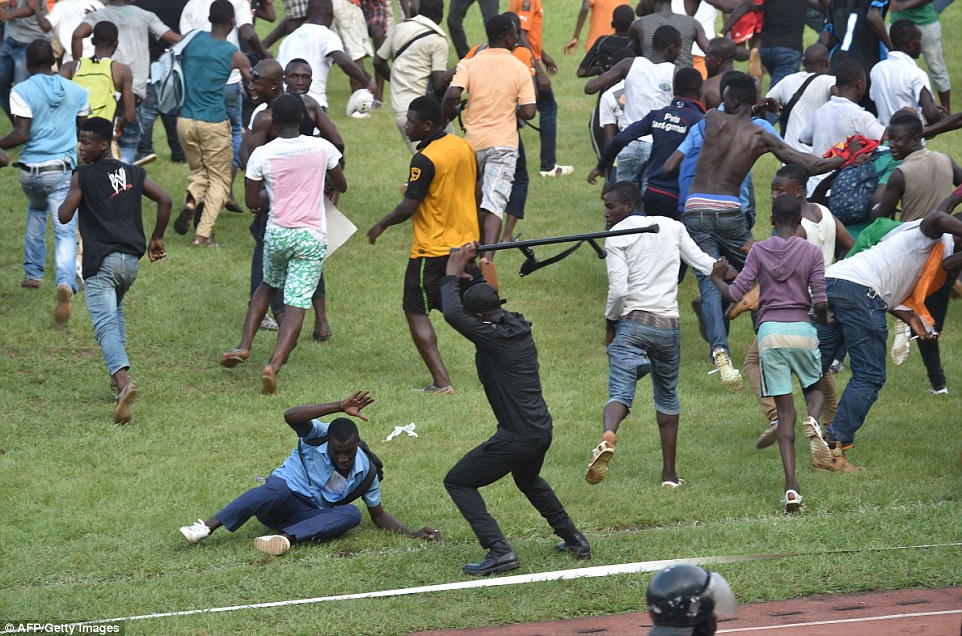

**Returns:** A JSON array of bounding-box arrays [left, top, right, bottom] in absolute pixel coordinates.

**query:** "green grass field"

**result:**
[[1, 2, 960, 634]]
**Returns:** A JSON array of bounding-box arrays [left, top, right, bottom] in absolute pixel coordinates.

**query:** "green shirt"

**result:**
[[891, 1, 938, 25]]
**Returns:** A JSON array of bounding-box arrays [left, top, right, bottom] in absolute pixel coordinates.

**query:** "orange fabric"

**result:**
[[902, 243, 948, 329], [585, 0, 629, 51], [692, 54, 707, 79], [509, 0, 543, 59], [465, 43, 536, 76], [450, 47, 536, 150]]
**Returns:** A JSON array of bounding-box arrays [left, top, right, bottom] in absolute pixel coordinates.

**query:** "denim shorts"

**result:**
[[607, 318, 681, 415]]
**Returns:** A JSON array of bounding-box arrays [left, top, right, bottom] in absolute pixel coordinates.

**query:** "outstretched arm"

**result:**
[[283, 391, 375, 436], [564, 0, 592, 55], [330, 50, 375, 92], [367, 504, 442, 541], [764, 133, 845, 175], [584, 58, 631, 94]]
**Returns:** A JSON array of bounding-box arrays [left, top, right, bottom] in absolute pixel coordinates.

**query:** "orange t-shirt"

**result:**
[[451, 47, 536, 150], [508, 0, 543, 59], [586, 0, 630, 51], [465, 42, 536, 77]]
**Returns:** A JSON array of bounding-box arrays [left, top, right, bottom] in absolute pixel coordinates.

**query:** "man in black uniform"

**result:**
[[57, 117, 172, 424], [440, 242, 591, 576]]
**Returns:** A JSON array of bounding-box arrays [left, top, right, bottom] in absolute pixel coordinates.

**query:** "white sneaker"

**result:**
[[539, 164, 574, 177], [712, 348, 743, 392], [927, 386, 949, 395], [180, 519, 210, 544], [891, 320, 911, 365], [254, 534, 290, 555]]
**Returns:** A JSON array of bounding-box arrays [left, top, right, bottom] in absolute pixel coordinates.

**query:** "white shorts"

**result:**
[[331, 0, 374, 60]]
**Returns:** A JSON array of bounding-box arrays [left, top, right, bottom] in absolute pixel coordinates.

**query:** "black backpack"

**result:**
[[297, 435, 384, 506]]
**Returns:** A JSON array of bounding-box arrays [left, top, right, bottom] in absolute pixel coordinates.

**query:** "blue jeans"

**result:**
[[682, 210, 753, 355], [217, 475, 362, 543], [20, 168, 76, 290], [615, 139, 651, 192], [759, 46, 802, 90], [84, 252, 138, 376], [0, 36, 29, 122], [224, 82, 243, 167], [137, 82, 185, 161], [117, 117, 142, 164], [536, 87, 557, 171], [816, 278, 888, 446], [607, 318, 681, 415]]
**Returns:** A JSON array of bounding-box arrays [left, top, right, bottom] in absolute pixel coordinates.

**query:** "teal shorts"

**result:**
[[757, 321, 822, 397], [263, 226, 327, 309]]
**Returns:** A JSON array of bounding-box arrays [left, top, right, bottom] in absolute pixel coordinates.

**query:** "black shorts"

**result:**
[[403, 256, 448, 315]]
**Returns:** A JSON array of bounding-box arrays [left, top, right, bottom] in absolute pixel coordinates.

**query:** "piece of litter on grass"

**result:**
[[707, 369, 719, 375], [385, 423, 418, 442]]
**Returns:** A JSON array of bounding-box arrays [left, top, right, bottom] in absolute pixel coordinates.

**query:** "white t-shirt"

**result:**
[[180, 0, 253, 86], [246, 135, 342, 242], [48, 0, 105, 64], [599, 80, 626, 131], [766, 71, 836, 152], [826, 220, 953, 311], [799, 95, 887, 157], [623, 57, 674, 139], [869, 51, 932, 126], [376, 15, 448, 114], [605, 215, 715, 320], [277, 23, 345, 109]]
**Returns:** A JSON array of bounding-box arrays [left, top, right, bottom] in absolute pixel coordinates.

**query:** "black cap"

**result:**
[[462, 283, 506, 314]]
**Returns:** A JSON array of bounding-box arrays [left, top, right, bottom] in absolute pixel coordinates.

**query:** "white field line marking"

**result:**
[[718, 609, 962, 633], [6, 543, 959, 631]]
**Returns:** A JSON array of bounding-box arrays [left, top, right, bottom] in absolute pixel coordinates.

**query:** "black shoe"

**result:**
[[556, 531, 591, 560], [462, 549, 520, 576], [173, 205, 193, 235]]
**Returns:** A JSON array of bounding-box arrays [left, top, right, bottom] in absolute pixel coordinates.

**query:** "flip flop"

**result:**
[[661, 478, 685, 490], [312, 325, 332, 341], [585, 440, 615, 485], [219, 349, 249, 368]]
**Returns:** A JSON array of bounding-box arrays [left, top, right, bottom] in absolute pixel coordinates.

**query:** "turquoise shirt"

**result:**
[[12, 74, 88, 165], [272, 420, 382, 509], [179, 31, 237, 123]]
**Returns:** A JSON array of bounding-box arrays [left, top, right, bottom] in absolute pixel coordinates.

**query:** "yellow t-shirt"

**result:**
[[405, 132, 480, 258]]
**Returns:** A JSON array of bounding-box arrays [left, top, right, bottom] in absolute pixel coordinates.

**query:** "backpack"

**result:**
[[149, 29, 202, 115], [829, 151, 882, 225], [297, 434, 384, 507]]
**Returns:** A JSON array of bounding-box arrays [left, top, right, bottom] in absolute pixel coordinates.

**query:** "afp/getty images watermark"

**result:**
[[2, 624, 123, 635]]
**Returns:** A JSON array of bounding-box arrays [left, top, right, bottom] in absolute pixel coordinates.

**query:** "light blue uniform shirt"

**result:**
[[273, 420, 381, 509]]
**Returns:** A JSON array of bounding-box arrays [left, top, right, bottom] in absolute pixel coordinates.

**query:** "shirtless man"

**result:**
[[700, 37, 735, 109], [683, 71, 843, 392]]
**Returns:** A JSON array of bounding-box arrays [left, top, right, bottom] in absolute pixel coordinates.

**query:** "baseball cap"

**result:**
[[462, 283, 506, 314]]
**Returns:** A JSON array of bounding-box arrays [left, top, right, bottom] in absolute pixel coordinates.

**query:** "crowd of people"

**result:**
[[3, 0, 961, 590]]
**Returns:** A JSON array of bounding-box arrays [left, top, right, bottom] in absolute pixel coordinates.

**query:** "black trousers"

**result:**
[[444, 430, 575, 550], [918, 271, 956, 390]]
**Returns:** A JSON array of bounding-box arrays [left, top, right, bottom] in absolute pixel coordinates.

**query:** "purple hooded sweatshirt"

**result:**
[[729, 235, 827, 325]]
